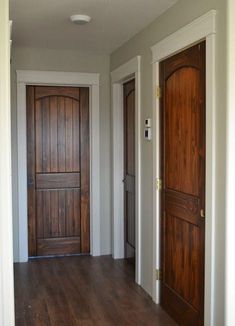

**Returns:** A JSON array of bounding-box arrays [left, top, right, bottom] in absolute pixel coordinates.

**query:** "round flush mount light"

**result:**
[[70, 14, 91, 25]]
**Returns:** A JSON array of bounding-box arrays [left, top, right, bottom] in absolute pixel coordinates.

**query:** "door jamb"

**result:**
[[111, 56, 141, 285], [16, 70, 101, 262], [0, 3, 15, 324], [151, 10, 216, 326]]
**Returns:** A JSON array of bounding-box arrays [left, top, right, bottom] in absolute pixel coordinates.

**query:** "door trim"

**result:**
[[0, 3, 15, 324], [111, 56, 141, 285], [16, 70, 101, 262], [151, 10, 216, 326]]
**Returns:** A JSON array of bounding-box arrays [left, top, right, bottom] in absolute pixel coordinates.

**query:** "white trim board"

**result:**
[[0, 0, 15, 324], [16, 70, 101, 262], [151, 10, 216, 326], [111, 56, 141, 285]]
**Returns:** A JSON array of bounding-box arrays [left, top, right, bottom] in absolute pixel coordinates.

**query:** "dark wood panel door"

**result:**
[[123, 79, 135, 259], [27, 86, 90, 257], [160, 42, 206, 325]]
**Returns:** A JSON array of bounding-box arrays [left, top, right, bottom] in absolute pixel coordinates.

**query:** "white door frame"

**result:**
[[0, 1, 15, 323], [151, 10, 216, 326], [111, 56, 141, 284], [16, 70, 101, 262]]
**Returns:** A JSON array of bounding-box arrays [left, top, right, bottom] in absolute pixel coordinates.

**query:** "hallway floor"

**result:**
[[14, 255, 176, 325]]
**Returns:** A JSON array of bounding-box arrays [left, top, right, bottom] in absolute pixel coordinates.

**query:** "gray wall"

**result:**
[[110, 0, 226, 324], [11, 47, 111, 260]]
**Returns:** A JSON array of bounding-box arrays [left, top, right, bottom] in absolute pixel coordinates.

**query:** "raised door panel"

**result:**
[[165, 67, 200, 196], [35, 96, 80, 174]]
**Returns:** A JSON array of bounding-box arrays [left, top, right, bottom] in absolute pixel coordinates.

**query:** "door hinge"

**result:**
[[156, 86, 162, 99], [156, 269, 162, 281], [156, 178, 162, 191]]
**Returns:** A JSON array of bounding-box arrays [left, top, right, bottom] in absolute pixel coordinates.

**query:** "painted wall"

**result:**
[[110, 0, 227, 324], [11, 47, 111, 260]]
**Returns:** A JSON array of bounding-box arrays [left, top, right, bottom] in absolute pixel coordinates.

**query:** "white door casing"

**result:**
[[0, 1, 15, 324], [16, 70, 101, 262], [111, 56, 141, 285]]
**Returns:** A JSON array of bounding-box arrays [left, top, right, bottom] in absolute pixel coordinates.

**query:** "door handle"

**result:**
[[122, 178, 126, 183], [200, 209, 205, 218], [27, 176, 34, 186]]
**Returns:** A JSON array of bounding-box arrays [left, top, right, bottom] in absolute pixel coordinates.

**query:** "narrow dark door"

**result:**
[[123, 79, 136, 259], [27, 86, 90, 257], [160, 42, 205, 325]]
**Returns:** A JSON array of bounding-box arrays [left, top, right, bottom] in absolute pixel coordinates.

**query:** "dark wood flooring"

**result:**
[[14, 255, 177, 325]]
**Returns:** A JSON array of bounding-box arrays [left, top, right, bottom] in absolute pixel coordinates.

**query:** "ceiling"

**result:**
[[10, 0, 177, 54]]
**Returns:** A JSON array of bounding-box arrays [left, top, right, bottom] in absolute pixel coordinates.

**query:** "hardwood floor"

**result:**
[[14, 256, 177, 326]]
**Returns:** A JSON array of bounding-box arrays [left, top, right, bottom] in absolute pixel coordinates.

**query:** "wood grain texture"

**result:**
[[165, 67, 200, 196], [80, 88, 90, 253], [14, 256, 177, 326], [37, 237, 81, 256], [160, 42, 206, 325], [35, 86, 80, 101], [26, 86, 36, 256], [27, 86, 90, 257], [164, 213, 201, 309], [123, 79, 136, 258], [36, 173, 80, 189], [165, 189, 200, 225]]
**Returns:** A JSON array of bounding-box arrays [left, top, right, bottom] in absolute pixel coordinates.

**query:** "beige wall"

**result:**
[[110, 0, 227, 324], [11, 47, 111, 260]]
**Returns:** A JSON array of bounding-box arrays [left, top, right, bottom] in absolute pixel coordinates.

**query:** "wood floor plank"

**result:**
[[14, 256, 177, 326]]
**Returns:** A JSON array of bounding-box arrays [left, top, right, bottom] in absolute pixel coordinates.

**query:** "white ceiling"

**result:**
[[10, 0, 177, 54]]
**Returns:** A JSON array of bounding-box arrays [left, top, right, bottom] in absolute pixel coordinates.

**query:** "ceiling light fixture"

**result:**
[[70, 14, 91, 25]]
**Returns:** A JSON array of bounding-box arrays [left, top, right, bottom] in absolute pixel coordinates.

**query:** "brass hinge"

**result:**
[[156, 86, 162, 99], [156, 269, 162, 281], [156, 178, 162, 191]]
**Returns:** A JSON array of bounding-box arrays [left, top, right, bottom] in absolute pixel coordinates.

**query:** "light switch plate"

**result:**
[[144, 128, 152, 141]]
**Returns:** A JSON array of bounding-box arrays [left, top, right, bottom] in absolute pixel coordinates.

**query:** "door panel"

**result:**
[[27, 86, 89, 257], [160, 42, 205, 325], [123, 79, 136, 258], [165, 68, 200, 196]]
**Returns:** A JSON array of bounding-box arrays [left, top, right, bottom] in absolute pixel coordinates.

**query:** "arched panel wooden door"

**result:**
[[27, 86, 90, 257], [160, 42, 206, 325]]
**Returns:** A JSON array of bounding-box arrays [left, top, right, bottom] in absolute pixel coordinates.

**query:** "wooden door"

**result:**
[[123, 79, 136, 259], [27, 86, 90, 257], [160, 42, 205, 325]]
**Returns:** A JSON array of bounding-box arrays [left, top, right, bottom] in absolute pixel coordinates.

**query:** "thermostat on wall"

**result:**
[[144, 128, 151, 141], [145, 118, 151, 128]]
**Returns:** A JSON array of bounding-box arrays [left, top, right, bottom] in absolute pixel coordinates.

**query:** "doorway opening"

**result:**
[[16, 70, 101, 262], [123, 79, 136, 268], [151, 10, 216, 326], [111, 56, 141, 285], [159, 42, 206, 325], [27, 85, 90, 258]]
